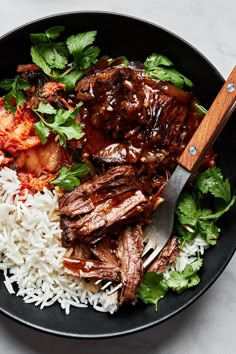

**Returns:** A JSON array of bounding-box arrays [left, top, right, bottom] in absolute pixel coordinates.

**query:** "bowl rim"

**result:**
[[0, 10, 234, 339]]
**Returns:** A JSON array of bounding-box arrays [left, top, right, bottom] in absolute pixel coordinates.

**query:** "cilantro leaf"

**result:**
[[35, 102, 57, 115], [31, 46, 51, 75], [66, 31, 100, 69], [199, 196, 236, 220], [144, 53, 193, 88], [30, 26, 65, 44], [175, 167, 235, 245], [30, 27, 69, 75], [195, 167, 231, 203], [45, 26, 65, 40], [58, 69, 84, 91], [144, 53, 173, 70], [66, 31, 96, 59], [51, 163, 89, 191], [0, 76, 30, 112], [34, 120, 50, 144], [176, 192, 198, 228], [33, 102, 84, 147], [198, 210, 220, 245], [166, 258, 203, 294], [138, 272, 168, 311], [31, 42, 68, 74]]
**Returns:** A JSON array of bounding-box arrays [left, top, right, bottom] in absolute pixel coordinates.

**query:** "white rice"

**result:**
[[0, 167, 118, 314], [164, 234, 209, 279]]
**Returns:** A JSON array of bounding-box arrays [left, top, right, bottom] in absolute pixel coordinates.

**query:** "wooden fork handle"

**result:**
[[178, 66, 236, 172]]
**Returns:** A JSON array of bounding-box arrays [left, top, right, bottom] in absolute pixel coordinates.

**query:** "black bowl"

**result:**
[[0, 11, 235, 339]]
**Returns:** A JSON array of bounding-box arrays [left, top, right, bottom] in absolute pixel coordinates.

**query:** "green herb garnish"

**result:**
[[30, 28, 100, 90], [0, 76, 30, 112], [51, 163, 89, 191], [165, 258, 203, 293], [138, 272, 168, 311], [33, 101, 84, 147], [144, 53, 193, 88], [176, 167, 235, 245], [30, 26, 69, 76]]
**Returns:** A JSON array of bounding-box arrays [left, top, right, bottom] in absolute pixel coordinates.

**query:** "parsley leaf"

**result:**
[[0, 76, 30, 112], [138, 272, 168, 311], [144, 53, 193, 89], [166, 258, 203, 294], [33, 102, 84, 147], [51, 163, 89, 191]]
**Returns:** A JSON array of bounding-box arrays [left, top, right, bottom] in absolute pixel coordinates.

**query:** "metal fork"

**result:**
[[104, 66, 236, 296]]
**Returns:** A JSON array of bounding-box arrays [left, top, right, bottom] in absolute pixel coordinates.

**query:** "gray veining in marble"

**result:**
[[0, 1, 235, 353]]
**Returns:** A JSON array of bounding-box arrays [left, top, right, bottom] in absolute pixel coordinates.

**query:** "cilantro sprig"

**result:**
[[0, 76, 30, 112], [165, 258, 203, 294], [176, 167, 235, 245], [52, 163, 89, 191], [30, 27, 100, 91], [138, 272, 168, 311], [33, 101, 84, 147], [139, 167, 235, 309], [30, 26, 69, 76], [144, 53, 193, 89]]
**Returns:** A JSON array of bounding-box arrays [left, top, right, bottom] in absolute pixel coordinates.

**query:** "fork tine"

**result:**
[[107, 283, 123, 295], [101, 281, 112, 291], [142, 242, 152, 257]]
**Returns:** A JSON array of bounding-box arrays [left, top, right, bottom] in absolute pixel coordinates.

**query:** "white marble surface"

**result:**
[[0, 1, 235, 353]]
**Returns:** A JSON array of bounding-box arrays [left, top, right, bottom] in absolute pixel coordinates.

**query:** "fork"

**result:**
[[105, 66, 236, 295]]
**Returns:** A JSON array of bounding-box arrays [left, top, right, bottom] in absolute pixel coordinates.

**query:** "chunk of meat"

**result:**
[[147, 236, 179, 273], [91, 238, 119, 267], [59, 165, 151, 246], [59, 165, 136, 217], [16, 64, 41, 73], [77, 67, 190, 144], [60, 216, 77, 247], [63, 257, 121, 281], [117, 225, 144, 303], [61, 189, 147, 244]]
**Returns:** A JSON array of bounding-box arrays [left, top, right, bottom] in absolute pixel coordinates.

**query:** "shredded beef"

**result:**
[[59, 166, 151, 246], [117, 225, 144, 303], [63, 257, 121, 281], [147, 236, 179, 273]]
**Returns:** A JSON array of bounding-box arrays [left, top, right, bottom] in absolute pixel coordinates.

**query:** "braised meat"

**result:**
[[63, 257, 121, 281], [63, 224, 144, 301], [76, 66, 195, 172], [59, 165, 151, 246], [117, 225, 144, 304], [147, 236, 179, 273]]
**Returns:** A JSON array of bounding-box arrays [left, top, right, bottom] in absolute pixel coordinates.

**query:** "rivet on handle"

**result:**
[[227, 83, 235, 93], [189, 145, 198, 155]]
